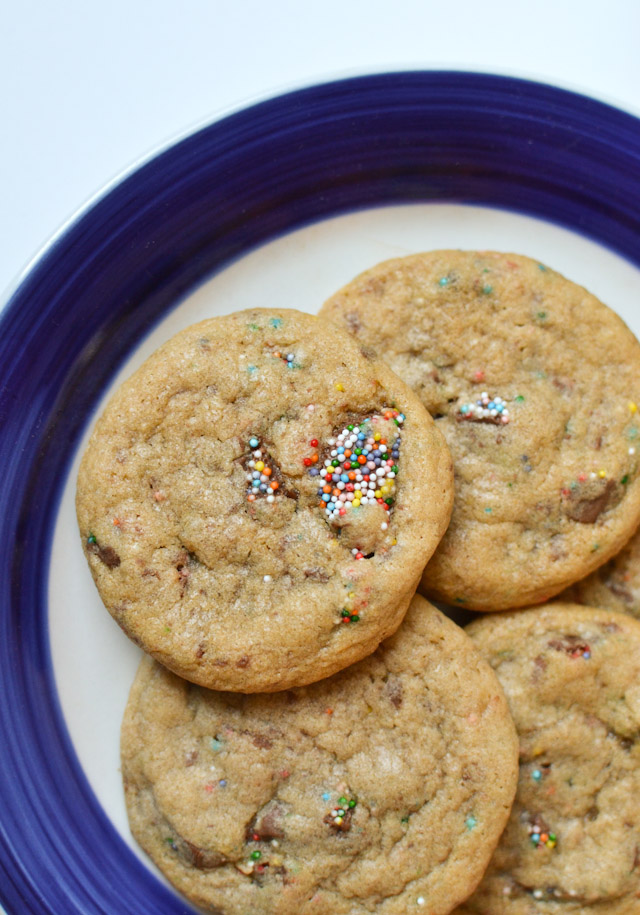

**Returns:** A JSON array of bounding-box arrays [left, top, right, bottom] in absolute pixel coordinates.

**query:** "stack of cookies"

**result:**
[[76, 252, 640, 913]]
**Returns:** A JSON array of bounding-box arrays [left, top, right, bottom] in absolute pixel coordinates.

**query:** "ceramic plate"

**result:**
[[2, 72, 640, 914]]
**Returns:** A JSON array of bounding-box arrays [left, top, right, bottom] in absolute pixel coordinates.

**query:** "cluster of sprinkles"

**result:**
[[323, 794, 357, 832], [457, 392, 510, 425], [527, 821, 557, 850], [309, 410, 403, 534], [245, 437, 280, 503], [271, 349, 300, 369]]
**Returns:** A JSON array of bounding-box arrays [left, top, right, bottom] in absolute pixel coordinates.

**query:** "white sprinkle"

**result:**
[[263, 575, 272, 582], [307, 404, 315, 412], [327, 438, 335, 446], [590, 472, 597, 479], [533, 889, 544, 899], [381, 522, 388, 531], [248, 460, 255, 468], [253, 450, 262, 458], [417, 898, 425, 907], [351, 548, 358, 555], [330, 449, 337, 457], [266, 495, 275, 504], [630, 447, 636, 455], [271, 840, 279, 847]]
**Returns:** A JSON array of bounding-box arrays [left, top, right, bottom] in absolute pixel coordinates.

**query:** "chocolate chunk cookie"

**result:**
[[456, 603, 640, 914], [320, 251, 640, 610], [76, 309, 453, 691], [121, 596, 518, 915], [563, 526, 640, 619]]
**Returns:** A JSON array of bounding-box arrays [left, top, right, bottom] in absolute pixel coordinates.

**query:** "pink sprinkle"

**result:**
[[474, 370, 485, 382]]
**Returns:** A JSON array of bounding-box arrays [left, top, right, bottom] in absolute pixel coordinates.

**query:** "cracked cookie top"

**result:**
[[121, 596, 519, 915], [456, 603, 640, 914], [76, 309, 453, 691], [319, 251, 640, 610]]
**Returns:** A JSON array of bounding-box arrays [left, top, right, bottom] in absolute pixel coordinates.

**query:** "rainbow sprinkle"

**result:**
[[457, 392, 510, 425], [324, 794, 357, 832], [528, 821, 557, 849], [245, 437, 281, 503], [311, 410, 403, 526]]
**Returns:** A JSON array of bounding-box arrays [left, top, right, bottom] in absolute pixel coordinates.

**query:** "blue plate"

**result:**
[[1, 72, 640, 914]]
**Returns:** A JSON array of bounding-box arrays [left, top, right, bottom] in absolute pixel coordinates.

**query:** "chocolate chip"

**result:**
[[181, 839, 227, 870], [236, 656, 250, 668], [564, 478, 621, 524], [385, 675, 404, 708], [87, 541, 121, 568]]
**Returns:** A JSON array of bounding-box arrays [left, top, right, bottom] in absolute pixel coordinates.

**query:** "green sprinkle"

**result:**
[[87, 534, 97, 544], [392, 465, 399, 473], [338, 796, 347, 805], [348, 799, 356, 809], [548, 833, 557, 841], [628, 427, 638, 440], [532, 769, 542, 782], [164, 626, 171, 633], [250, 851, 262, 861], [622, 474, 630, 485], [570, 481, 578, 491], [341, 609, 350, 617], [165, 837, 176, 847], [538, 263, 547, 271], [537, 311, 547, 320], [210, 737, 223, 752], [466, 816, 477, 830], [438, 277, 449, 286], [515, 395, 525, 403], [247, 365, 257, 374], [347, 424, 354, 431], [385, 498, 394, 506], [481, 285, 493, 295], [269, 317, 283, 328], [351, 615, 360, 622], [591, 543, 600, 553], [484, 507, 492, 514], [248, 323, 260, 331]]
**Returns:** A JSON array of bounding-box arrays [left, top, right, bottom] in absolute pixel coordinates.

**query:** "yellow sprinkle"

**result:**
[[347, 592, 355, 598], [374, 432, 381, 441], [598, 469, 606, 478], [630, 401, 638, 413], [255, 461, 265, 471], [335, 382, 344, 392], [392, 538, 397, 545], [353, 500, 360, 508]]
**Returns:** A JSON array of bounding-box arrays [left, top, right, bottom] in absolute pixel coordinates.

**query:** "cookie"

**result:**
[[121, 595, 519, 915], [76, 309, 453, 691], [562, 526, 640, 618], [320, 251, 640, 610], [456, 602, 640, 914]]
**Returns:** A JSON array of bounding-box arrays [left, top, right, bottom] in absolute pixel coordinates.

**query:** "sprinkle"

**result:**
[[532, 769, 543, 782], [629, 448, 636, 455], [482, 284, 493, 295], [598, 469, 606, 478], [466, 816, 477, 830], [269, 317, 283, 328], [515, 394, 525, 403], [250, 851, 262, 861], [87, 533, 97, 544], [417, 898, 425, 906], [630, 402, 638, 414], [307, 403, 315, 412], [219, 779, 227, 787], [456, 392, 510, 425], [474, 370, 485, 382], [322, 792, 331, 801], [249, 436, 259, 449], [438, 277, 449, 286], [533, 889, 544, 899], [335, 383, 344, 392], [537, 311, 547, 320], [263, 575, 272, 583], [210, 737, 223, 752]]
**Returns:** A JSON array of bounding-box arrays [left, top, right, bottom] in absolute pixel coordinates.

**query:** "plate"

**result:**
[[2, 71, 640, 915]]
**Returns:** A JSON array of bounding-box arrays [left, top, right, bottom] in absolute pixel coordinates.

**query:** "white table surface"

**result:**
[[2, 0, 640, 301], [2, 2, 640, 913]]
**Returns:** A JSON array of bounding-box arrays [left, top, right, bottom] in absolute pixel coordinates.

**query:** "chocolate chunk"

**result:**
[[564, 478, 620, 524], [236, 656, 250, 669], [253, 801, 286, 839], [181, 839, 227, 869], [304, 567, 330, 582], [88, 541, 121, 568], [385, 675, 404, 708]]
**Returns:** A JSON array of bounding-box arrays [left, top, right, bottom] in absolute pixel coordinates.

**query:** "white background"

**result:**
[[2, 0, 640, 299], [2, 3, 640, 914]]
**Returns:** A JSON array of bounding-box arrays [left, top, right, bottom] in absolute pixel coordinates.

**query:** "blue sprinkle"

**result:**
[[252, 480, 260, 487], [583, 651, 591, 660], [439, 277, 449, 286], [322, 792, 331, 802], [340, 474, 349, 483], [532, 770, 542, 782], [322, 494, 331, 502], [460, 405, 470, 414], [249, 437, 259, 449], [337, 447, 345, 453], [219, 779, 227, 787], [269, 317, 283, 328], [309, 468, 319, 477], [210, 738, 223, 752], [466, 816, 477, 830]]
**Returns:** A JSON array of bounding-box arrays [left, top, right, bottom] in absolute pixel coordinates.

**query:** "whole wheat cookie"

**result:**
[[562, 525, 640, 618], [320, 251, 640, 610], [455, 602, 640, 914], [121, 595, 519, 915], [76, 309, 453, 691]]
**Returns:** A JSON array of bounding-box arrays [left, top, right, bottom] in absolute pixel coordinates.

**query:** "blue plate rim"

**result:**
[[1, 70, 640, 914]]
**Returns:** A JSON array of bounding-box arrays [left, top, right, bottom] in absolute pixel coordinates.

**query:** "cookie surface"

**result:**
[[121, 595, 518, 915], [563, 526, 640, 618], [320, 251, 640, 610], [76, 309, 452, 691], [456, 603, 640, 914]]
